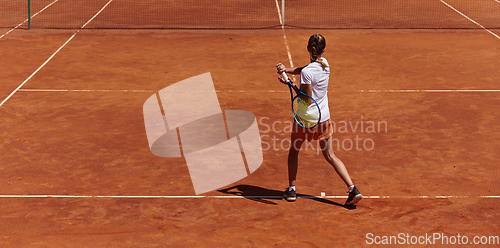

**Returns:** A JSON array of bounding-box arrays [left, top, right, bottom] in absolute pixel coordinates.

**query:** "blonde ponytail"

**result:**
[[308, 34, 328, 70], [315, 57, 328, 70]]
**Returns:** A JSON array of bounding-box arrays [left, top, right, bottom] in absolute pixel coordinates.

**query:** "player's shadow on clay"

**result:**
[[218, 184, 355, 209]]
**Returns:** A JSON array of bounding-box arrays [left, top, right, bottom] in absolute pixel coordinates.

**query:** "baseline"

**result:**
[[0, 195, 497, 199]]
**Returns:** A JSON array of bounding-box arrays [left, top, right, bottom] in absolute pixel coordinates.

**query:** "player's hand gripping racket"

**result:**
[[281, 72, 321, 129]]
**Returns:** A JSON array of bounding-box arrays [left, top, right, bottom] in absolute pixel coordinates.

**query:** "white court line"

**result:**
[[0, 195, 497, 199], [18, 89, 154, 93], [0, 0, 114, 108], [422, 89, 500, 93], [364, 89, 500, 93], [440, 0, 500, 40], [0, 0, 59, 40], [275, 0, 294, 68], [17, 89, 500, 93]]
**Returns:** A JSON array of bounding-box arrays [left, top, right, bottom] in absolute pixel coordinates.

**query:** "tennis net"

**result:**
[[2, 0, 499, 30], [1, 0, 28, 29]]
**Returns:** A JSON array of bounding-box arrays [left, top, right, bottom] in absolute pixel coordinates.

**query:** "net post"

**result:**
[[281, 0, 285, 26], [28, 0, 31, 29]]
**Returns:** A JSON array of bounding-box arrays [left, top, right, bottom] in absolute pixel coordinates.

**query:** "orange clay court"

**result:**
[[1, 0, 500, 247]]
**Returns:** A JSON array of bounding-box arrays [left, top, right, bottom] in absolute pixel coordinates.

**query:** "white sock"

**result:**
[[289, 186, 296, 191], [348, 185, 355, 193]]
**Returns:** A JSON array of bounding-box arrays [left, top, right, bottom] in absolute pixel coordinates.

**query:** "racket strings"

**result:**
[[292, 95, 320, 128]]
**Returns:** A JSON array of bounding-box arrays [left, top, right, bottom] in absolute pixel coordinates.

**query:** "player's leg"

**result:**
[[284, 130, 305, 202], [288, 134, 304, 187], [319, 136, 362, 205], [319, 136, 353, 186]]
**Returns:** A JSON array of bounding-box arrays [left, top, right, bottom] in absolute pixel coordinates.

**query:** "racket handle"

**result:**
[[281, 72, 290, 83]]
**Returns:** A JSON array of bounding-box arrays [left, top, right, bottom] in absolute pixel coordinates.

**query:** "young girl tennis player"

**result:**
[[276, 34, 362, 205]]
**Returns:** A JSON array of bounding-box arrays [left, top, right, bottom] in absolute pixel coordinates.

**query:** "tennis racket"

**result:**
[[281, 72, 321, 129]]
